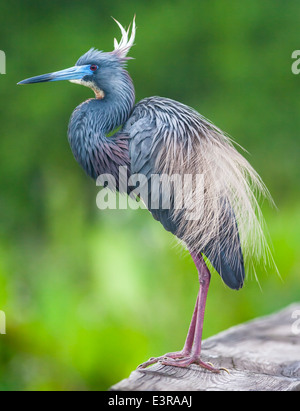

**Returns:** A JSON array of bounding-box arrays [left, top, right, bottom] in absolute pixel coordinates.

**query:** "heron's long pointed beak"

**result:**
[[17, 65, 90, 85]]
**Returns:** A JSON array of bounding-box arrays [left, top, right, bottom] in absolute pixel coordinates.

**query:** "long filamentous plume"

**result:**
[[153, 102, 275, 275], [112, 16, 136, 60]]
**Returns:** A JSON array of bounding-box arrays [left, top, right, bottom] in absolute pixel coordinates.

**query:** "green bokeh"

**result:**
[[0, 0, 299, 390]]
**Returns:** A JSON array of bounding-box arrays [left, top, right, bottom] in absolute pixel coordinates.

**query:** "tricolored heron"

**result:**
[[18, 17, 273, 372]]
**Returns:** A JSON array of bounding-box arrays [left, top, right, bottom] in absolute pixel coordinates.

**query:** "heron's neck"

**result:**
[[68, 72, 135, 180]]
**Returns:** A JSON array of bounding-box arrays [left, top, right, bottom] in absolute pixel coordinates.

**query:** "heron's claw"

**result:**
[[138, 351, 186, 369], [219, 367, 230, 374], [205, 362, 229, 373]]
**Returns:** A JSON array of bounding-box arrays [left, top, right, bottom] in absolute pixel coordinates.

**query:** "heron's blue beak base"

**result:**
[[17, 65, 91, 85]]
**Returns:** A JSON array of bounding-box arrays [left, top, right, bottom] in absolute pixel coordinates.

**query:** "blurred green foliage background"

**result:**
[[0, 0, 299, 390]]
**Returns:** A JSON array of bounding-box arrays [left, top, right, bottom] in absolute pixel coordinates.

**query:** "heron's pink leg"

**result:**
[[160, 253, 221, 371], [181, 293, 199, 354], [190, 252, 210, 356], [138, 253, 224, 372]]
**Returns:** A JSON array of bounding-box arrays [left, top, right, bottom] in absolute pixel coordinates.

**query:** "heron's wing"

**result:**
[[125, 115, 178, 234]]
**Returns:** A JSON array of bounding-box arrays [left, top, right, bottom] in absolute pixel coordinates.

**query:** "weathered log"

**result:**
[[110, 303, 300, 391]]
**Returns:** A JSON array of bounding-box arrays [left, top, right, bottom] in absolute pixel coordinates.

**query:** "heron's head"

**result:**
[[18, 17, 136, 100]]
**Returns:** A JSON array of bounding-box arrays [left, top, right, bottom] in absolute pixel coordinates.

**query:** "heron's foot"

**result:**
[[137, 350, 188, 369], [138, 352, 229, 373], [160, 355, 229, 373]]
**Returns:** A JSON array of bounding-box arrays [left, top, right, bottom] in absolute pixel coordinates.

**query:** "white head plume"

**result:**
[[112, 16, 136, 59]]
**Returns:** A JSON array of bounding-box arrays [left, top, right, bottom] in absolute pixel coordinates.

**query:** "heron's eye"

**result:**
[[90, 64, 98, 72]]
